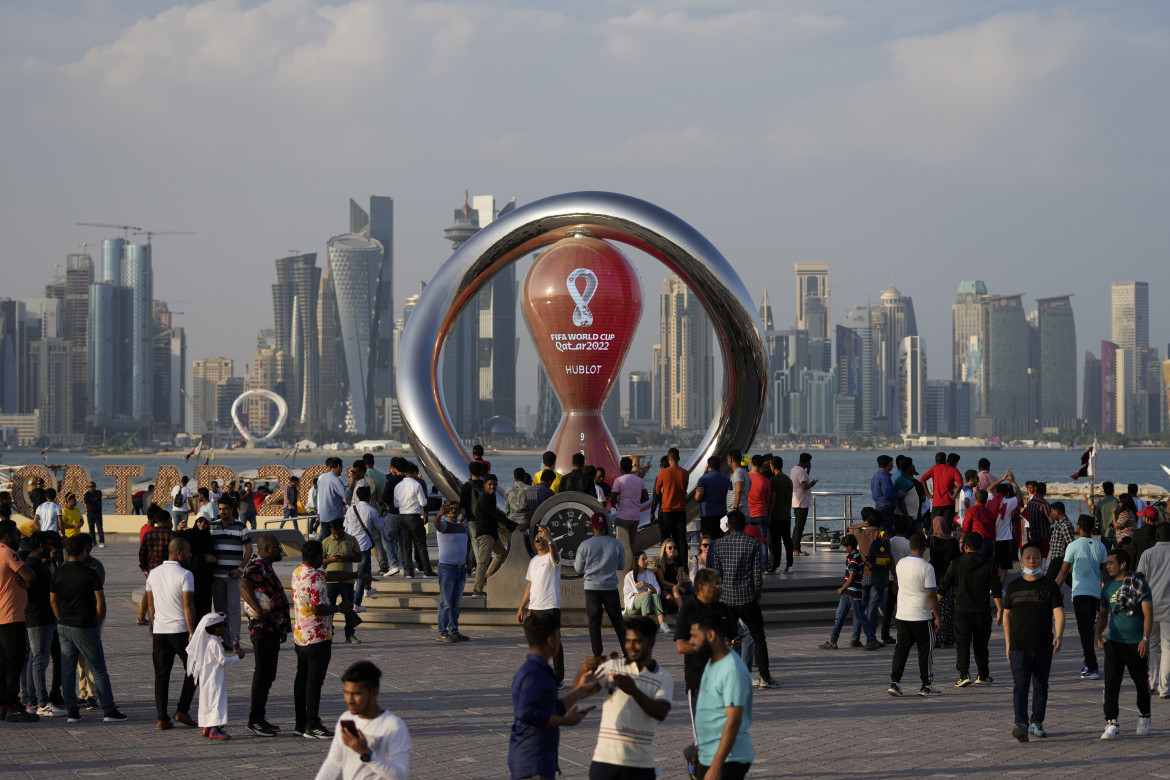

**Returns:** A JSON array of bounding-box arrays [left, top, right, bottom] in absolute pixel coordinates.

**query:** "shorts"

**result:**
[[994, 540, 1013, 571]]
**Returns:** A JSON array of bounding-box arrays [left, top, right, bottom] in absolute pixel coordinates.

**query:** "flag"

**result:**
[[186, 437, 203, 463], [1071, 440, 1095, 481]]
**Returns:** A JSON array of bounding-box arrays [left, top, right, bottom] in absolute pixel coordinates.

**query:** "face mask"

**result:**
[[1022, 565, 1042, 576]]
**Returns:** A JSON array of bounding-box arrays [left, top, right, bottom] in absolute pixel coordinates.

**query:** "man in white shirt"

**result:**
[[888, 534, 941, 698], [344, 486, 378, 613], [34, 489, 62, 533], [789, 453, 816, 557], [171, 477, 192, 526], [392, 464, 434, 578], [589, 615, 673, 778], [1138, 523, 1170, 698], [314, 661, 410, 780], [144, 537, 198, 730], [518, 525, 564, 685]]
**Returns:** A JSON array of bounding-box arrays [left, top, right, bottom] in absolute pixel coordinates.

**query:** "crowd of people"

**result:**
[[3, 445, 1170, 778]]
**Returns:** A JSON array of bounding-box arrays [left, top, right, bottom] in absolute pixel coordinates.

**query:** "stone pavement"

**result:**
[[3, 542, 1168, 779]]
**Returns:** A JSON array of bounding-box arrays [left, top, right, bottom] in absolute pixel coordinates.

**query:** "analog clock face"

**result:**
[[531, 492, 608, 565]]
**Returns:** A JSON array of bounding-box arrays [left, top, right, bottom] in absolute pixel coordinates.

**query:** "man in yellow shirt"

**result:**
[[61, 493, 85, 538]]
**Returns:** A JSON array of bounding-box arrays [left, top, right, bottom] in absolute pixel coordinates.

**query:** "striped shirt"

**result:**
[[210, 520, 251, 579], [591, 658, 673, 769]]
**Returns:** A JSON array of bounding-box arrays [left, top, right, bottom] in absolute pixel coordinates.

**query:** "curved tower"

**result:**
[[327, 234, 384, 435]]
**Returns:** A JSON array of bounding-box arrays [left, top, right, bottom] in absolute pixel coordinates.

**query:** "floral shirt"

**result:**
[[241, 554, 291, 637], [292, 564, 332, 646]]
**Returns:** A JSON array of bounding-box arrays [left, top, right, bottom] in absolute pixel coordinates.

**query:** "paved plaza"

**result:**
[[3, 541, 1168, 779]]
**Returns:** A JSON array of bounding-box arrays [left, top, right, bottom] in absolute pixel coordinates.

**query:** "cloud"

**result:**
[[763, 13, 1084, 171], [569, 127, 728, 167]]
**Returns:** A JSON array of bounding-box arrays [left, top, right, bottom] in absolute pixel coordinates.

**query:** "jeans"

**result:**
[[172, 509, 188, 527], [152, 632, 197, 720], [353, 550, 372, 607], [283, 506, 300, 534], [585, 589, 626, 658], [1009, 649, 1052, 725], [437, 563, 466, 635], [380, 514, 403, 571], [831, 594, 875, 644], [211, 577, 242, 647], [248, 630, 281, 725], [792, 508, 809, 551], [326, 582, 358, 639], [88, 512, 105, 545], [399, 514, 432, 574], [589, 762, 657, 780], [890, 619, 934, 687], [738, 619, 755, 673], [729, 600, 772, 681], [57, 625, 116, 714], [954, 611, 992, 678], [23, 622, 54, 706], [768, 514, 792, 570], [293, 640, 332, 732], [881, 580, 897, 640], [875, 505, 896, 534], [474, 535, 507, 591], [529, 608, 565, 684], [1103, 640, 1151, 721], [852, 576, 887, 643], [1072, 595, 1100, 672], [0, 621, 27, 708], [658, 511, 688, 561]]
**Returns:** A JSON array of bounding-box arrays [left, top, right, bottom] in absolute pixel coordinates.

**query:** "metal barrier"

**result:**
[[263, 514, 319, 531], [808, 491, 863, 552]]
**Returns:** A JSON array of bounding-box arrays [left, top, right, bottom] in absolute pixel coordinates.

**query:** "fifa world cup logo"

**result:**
[[523, 230, 643, 478]]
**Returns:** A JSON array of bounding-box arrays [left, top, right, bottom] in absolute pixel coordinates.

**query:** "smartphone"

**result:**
[[340, 719, 358, 736], [576, 705, 596, 716]]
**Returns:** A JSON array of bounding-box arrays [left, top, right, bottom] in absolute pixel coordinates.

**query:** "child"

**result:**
[[434, 502, 469, 642], [821, 533, 882, 650], [186, 612, 245, 740], [60, 493, 85, 538]]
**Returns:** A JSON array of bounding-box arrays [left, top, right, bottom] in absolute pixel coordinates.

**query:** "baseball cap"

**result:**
[[1138, 505, 1158, 518], [590, 512, 609, 530], [744, 525, 765, 543]]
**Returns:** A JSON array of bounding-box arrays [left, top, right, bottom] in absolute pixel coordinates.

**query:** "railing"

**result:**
[[263, 514, 319, 531], [808, 491, 863, 552]]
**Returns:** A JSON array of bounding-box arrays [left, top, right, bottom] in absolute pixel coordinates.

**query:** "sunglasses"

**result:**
[[700, 543, 710, 548]]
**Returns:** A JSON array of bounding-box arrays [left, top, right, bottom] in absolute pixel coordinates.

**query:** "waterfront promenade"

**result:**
[[2, 541, 1167, 779]]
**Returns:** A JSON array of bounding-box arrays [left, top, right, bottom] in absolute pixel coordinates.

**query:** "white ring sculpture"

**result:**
[[230, 389, 289, 445]]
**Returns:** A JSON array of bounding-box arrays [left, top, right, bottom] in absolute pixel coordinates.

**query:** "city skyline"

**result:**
[[2, 1, 1168, 440]]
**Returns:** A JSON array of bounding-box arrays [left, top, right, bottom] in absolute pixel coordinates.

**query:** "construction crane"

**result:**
[[133, 230, 197, 247], [76, 222, 142, 240]]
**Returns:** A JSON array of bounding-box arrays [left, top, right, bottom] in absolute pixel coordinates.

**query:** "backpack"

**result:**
[[867, 531, 892, 575], [172, 485, 186, 511]]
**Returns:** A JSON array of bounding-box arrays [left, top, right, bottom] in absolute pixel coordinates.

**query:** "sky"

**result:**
[[1, 0, 1167, 422]]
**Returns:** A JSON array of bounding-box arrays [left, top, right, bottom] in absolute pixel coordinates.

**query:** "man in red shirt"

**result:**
[[747, 455, 772, 537], [921, 452, 961, 575], [961, 490, 996, 563], [654, 448, 689, 560]]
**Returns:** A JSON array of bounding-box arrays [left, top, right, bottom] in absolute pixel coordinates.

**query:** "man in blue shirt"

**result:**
[[870, 455, 901, 534], [575, 513, 627, 658], [692, 456, 731, 541], [691, 610, 754, 780], [510, 612, 599, 780], [315, 457, 348, 540], [1056, 516, 1109, 680]]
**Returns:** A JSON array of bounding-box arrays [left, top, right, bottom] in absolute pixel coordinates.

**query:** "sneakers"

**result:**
[[819, 642, 839, 650], [83, 696, 99, 710], [66, 709, 81, 723], [1100, 721, 1120, 740], [849, 639, 864, 648], [246, 721, 278, 737], [387, 566, 402, 576], [974, 675, 994, 685], [887, 682, 903, 697], [6, 708, 40, 723], [1136, 716, 1151, 736], [757, 678, 780, 689], [303, 725, 333, 739], [98, 543, 106, 548], [451, 631, 470, 642], [260, 719, 281, 733], [36, 703, 67, 717], [1013, 723, 1030, 742], [352, 605, 366, 613], [422, 570, 438, 578], [205, 726, 230, 740], [956, 675, 973, 687], [470, 590, 485, 598], [918, 685, 942, 697], [345, 635, 362, 644], [1082, 668, 1102, 681], [864, 640, 884, 651], [659, 622, 670, 634], [102, 710, 129, 722], [1029, 722, 1047, 738], [364, 587, 377, 597], [436, 633, 457, 643]]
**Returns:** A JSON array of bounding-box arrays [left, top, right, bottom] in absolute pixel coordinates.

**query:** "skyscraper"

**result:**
[[983, 294, 1029, 436], [350, 196, 395, 417], [898, 335, 926, 435], [1082, 351, 1102, 432], [952, 280, 988, 412], [151, 301, 186, 436], [841, 306, 875, 434], [795, 263, 829, 339], [877, 286, 918, 424], [658, 274, 714, 432], [0, 299, 26, 414], [317, 260, 343, 431], [471, 195, 517, 427], [1036, 295, 1077, 430], [327, 233, 385, 435], [272, 253, 321, 427], [191, 357, 233, 436], [1111, 281, 1149, 352], [628, 371, 653, 422], [89, 237, 153, 430], [441, 195, 480, 437], [1101, 340, 1118, 433]]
